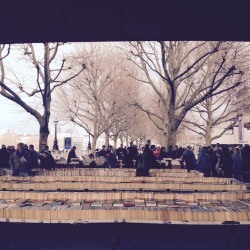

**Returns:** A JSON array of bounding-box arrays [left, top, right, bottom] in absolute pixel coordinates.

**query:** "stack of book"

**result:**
[[0, 169, 248, 224]]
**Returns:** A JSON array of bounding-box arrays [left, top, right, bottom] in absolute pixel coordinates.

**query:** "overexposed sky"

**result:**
[[0, 95, 39, 134], [0, 43, 86, 136]]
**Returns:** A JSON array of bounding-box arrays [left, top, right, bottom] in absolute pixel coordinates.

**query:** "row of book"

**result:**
[[0, 200, 249, 222], [32, 168, 204, 178], [0, 180, 246, 191], [0, 191, 249, 203], [0, 168, 204, 178], [0, 167, 248, 224], [1, 196, 250, 207], [0, 175, 238, 185]]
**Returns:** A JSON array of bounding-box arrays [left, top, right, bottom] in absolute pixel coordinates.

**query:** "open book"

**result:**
[[20, 156, 27, 164]]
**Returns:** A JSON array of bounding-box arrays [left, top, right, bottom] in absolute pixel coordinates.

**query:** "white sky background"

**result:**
[[0, 43, 87, 136]]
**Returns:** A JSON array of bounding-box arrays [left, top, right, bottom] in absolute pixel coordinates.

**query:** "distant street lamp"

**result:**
[[86, 125, 92, 151], [238, 113, 243, 143], [53, 120, 59, 150], [88, 133, 92, 151]]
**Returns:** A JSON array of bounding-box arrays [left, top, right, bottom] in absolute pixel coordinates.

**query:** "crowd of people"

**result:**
[[94, 142, 250, 181], [0, 141, 250, 181], [197, 144, 250, 181], [0, 143, 56, 176]]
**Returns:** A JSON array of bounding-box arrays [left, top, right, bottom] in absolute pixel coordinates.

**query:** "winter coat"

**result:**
[[159, 151, 168, 161], [29, 150, 39, 168], [182, 149, 196, 171], [198, 149, 212, 177], [98, 149, 107, 158], [220, 152, 233, 178], [0, 147, 10, 168], [242, 145, 250, 172], [232, 152, 243, 181], [122, 153, 133, 168], [40, 155, 56, 170], [67, 149, 78, 164], [9, 150, 33, 175], [116, 147, 127, 160], [166, 150, 176, 159], [104, 153, 117, 168], [136, 150, 156, 171], [128, 146, 138, 160]]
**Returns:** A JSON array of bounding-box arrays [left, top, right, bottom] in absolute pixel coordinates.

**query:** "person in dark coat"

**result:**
[[207, 146, 218, 177], [116, 144, 127, 160], [145, 145, 157, 170], [220, 147, 233, 178], [0, 145, 10, 168], [174, 146, 185, 168], [122, 148, 133, 168], [128, 142, 138, 160], [104, 150, 117, 168], [40, 145, 50, 154], [165, 145, 176, 169], [99, 145, 107, 158], [136, 144, 157, 175], [28, 144, 39, 168], [182, 146, 196, 172], [197, 147, 212, 177], [159, 147, 168, 160], [242, 145, 250, 181], [40, 151, 56, 170], [232, 147, 243, 181], [67, 146, 78, 164]]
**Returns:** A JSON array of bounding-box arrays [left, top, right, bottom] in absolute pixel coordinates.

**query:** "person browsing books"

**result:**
[[9, 142, 33, 176]]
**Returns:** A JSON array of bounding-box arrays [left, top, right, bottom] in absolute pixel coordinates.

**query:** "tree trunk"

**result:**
[[125, 134, 129, 147], [120, 137, 123, 145], [91, 116, 98, 152], [39, 124, 50, 152], [164, 100, 177, 148], [136, 138, 139, 147], [39, 44, 51, 152], [113, 134, 118, 149], [168, 132, 177, 147], [205, 135, 212, 146], [205, 100, 213, 146], [91, 135, 97, 153], [105, 132, 109, 147]]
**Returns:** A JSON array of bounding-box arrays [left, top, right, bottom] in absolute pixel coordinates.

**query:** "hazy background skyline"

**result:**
[[0, 95, 86, 136]]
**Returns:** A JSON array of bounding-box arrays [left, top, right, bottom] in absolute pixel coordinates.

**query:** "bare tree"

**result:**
[[55, 44, 139, 151], [183, 94, 238, 145], [125, 41, 248, 147], [0, 43, 85, 151], [183, 84, 249, 145]]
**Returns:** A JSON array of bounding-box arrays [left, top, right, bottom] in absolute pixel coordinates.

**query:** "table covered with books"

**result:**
[[0, 168, 248, 225]]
